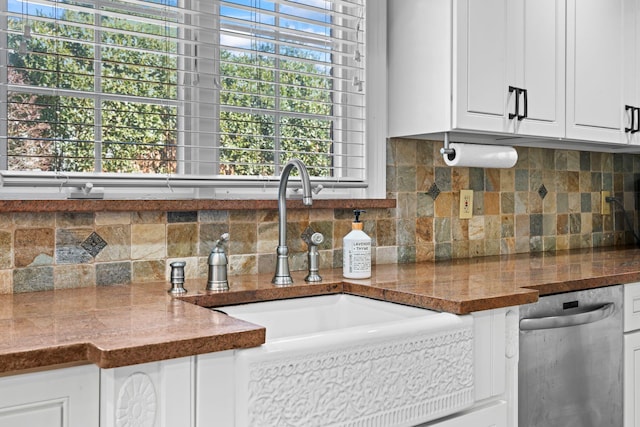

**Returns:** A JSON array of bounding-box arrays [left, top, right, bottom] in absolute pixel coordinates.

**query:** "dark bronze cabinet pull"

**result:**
[[625, 105, 635, 133], [509, 86, 527, 121], [509, 86, 519, 120], [518, 88, 528, 121]]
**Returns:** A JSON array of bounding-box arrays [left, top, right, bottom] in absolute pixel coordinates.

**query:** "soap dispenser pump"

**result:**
[[343, 209, 371, 279]]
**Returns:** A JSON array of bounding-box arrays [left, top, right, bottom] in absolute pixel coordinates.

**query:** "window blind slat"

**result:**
[[220, 0, 363, 23]]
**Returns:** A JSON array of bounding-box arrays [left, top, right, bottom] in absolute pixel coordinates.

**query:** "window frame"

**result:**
[[0, 0, 387, 200]]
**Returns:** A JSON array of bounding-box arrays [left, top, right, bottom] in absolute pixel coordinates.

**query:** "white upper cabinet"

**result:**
[[454, 0, 565, 137], [389, 0, 640, 149], [566, 0, 626, 144], [452, 0, 512, 133], [389, 0, 565, 139], [624, 0, 640, 146], [514, 0, 566, 137]]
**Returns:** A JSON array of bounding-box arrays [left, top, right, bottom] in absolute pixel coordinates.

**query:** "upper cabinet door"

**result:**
[[453, 0, 514, 133], [566, 0, 625, 144], [624, 0, 640, 146], [453, 0, 565, 138], [514, 0, 566, 138]]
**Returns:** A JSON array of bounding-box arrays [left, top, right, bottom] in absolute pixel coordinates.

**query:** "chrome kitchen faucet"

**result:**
[[272, 159, 313, 286]]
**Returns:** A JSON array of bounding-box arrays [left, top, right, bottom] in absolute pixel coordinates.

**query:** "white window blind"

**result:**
[[0, 0, 367, 195]]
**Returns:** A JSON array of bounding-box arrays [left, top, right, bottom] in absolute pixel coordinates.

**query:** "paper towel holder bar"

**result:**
[[438, 133, 519, 169], [440, 132, 456, 160], [440, 132, 455, 157]]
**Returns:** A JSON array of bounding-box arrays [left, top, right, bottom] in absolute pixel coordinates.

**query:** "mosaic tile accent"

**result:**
[[537, 184, 548, 200], [82, 232, 108, 257], [427, 183, 441, 200]]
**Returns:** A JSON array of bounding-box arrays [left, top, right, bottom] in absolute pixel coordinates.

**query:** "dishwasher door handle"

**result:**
[[520, 302, 615, 331]]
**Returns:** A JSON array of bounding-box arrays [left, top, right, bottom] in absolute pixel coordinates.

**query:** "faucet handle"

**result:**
[[301, 226, 324, 246], [214, 233, 229, 250]]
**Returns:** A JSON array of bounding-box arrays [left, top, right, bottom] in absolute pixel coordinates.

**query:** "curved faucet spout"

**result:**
[[273, 159, 313, 286]]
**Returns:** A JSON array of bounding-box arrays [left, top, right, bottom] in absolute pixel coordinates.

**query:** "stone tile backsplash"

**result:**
[[388, 139, 640, 262], [1, 138, 639, 293]]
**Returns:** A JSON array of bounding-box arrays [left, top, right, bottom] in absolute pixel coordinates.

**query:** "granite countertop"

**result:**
[[3, 245, 640, 374]]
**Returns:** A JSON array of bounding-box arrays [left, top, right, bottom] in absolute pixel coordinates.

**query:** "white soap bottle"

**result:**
[[343, 209, 372, 279]]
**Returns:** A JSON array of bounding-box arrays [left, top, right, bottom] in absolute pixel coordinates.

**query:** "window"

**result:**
[[0, 0, 385, 199]]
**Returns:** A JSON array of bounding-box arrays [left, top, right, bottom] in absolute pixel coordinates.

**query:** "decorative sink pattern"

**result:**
[[218, 294, 475, 427]]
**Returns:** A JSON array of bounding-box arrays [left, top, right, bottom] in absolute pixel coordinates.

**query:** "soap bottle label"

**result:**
[[346, 241, 371, 274]]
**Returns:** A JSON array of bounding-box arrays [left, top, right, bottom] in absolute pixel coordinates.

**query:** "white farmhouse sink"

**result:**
[[216, 294, 475, 427], [219, 293, 440, 340]]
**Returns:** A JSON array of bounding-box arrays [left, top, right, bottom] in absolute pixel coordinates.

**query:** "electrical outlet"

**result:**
[[602, 191, 611, 215], [459, 189, 473, 219]]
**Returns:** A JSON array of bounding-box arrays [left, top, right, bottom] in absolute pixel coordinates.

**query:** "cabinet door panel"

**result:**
[[0, 403, 63, 427], [624, 282, 640, 332], [567, 0, 625, 143], [625, 333, 640, 427], [517, 0, 565, 137], [624, 0, 640, 145], [0, 364, 99, 427], [454, 0, 512, 132], [466, 0, 507, 116]]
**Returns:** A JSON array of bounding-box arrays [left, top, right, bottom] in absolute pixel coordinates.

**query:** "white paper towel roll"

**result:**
[[443, 143, 518, 168]]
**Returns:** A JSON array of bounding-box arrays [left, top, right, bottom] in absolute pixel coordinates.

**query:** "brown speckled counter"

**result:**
[[4, 245, 640, 374], [183, 246, 640, 314], [0, 283, 265, 373]]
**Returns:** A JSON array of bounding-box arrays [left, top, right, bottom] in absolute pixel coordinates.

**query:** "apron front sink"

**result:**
[[216, 294, 475, 427]]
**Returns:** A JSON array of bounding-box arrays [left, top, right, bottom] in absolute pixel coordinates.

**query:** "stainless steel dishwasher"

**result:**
[[518, 284, 623, 427]]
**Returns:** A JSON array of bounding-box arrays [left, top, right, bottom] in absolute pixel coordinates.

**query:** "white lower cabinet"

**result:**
[[0, 364, 99, 427], [101, 356, 195, 427], [625, 333, 640, 427], [469, 307, 518, 427], [625, 282, 640, 427]]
